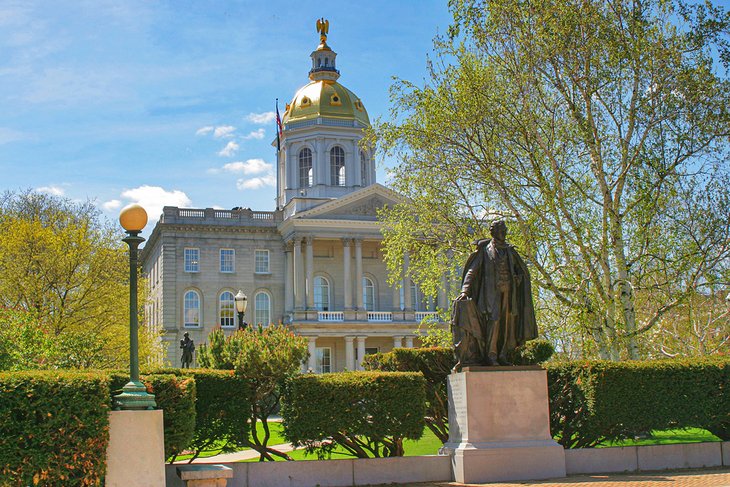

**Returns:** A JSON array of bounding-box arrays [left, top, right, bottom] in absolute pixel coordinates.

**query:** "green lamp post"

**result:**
[[234, 290, 248, 329], [113, 203, 156, 410]]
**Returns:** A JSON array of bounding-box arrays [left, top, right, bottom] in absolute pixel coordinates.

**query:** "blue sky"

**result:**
[[0, 0, 452, 230]]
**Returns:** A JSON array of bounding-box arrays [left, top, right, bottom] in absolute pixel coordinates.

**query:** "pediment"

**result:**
[[293, 184, 404, 221]]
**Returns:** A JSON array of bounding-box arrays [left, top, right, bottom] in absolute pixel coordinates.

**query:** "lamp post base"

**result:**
[[113, 380, 157, 410]]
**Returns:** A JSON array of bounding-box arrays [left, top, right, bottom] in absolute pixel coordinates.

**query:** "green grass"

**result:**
[[597, 428, 721, 448], [174, 421, 286, 461]]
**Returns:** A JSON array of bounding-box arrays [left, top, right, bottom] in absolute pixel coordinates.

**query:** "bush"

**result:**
[[363, 347, 453, 442], [282, 371, 426, 458], [547, 358, 730, 447], [512, 339, 555, 365], [109, 372, 196, 459], [144, 368, 251, 462], [0, 371, 110, 486]]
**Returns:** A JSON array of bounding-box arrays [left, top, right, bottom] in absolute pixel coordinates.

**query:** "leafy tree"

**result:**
[[0, 190, 162, 369], [372, 0, 730, 360], [197, 325, 308, 461]]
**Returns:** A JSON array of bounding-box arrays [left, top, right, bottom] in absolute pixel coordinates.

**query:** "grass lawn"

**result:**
[[174, 421, 287, 461], [597, 428, 721, 448]]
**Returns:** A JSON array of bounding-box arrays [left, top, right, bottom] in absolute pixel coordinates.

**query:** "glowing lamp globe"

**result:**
[[119, 204, 148, 232]]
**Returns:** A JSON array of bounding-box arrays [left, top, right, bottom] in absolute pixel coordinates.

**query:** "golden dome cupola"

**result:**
[[309, 18, 340, 82]]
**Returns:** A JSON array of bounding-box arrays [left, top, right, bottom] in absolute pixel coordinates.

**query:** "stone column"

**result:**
[[355, 239, 363, 309], [393, 336, 403, 349], [355, 336, 366, 371], [438, 272, 448, 310], [343, 238, 352, 310], [403, 252, 413, 311], [307, 337, 317, 372], [345, 336, 355, 371], [405, 336, 414, 348], [392, 281, 401, 311], [294, 238, 304, 310], [305, 236, 314, 310], [285, 244, 294, 312]]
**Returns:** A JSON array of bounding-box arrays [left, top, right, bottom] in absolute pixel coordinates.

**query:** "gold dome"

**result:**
[[283, 79, 370, 127]]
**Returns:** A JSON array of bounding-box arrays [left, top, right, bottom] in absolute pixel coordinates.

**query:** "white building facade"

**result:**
[[142, 24, 448, 371]]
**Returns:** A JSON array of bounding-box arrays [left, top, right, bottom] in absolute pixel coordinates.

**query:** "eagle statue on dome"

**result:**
[[316, 18, 329, 43]]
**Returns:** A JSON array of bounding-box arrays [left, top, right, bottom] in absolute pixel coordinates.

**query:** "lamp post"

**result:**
[[234, 290, 248, 330], [113, 204, 156, 410]]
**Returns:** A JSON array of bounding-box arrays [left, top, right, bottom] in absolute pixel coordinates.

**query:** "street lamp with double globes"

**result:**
[[234, 290, 248, 330], [113, 203, 156, 410]]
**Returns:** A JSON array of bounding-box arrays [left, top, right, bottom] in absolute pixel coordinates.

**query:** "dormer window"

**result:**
[[354, 99, 364, 111], [300, 96, 311, 108], [330, 93, 342, 106]]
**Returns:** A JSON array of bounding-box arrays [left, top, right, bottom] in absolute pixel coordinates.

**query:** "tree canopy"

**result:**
[[0, 190, 161, 369], [373, 0, 730, 359]]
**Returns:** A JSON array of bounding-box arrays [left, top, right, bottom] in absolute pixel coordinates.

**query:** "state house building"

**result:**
[[141, 23, 449, 371]]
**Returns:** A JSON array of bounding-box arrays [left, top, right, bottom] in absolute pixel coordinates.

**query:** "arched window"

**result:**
[[363, 277, 375, 310], [299, 148, 313, 188], [314, 276, 330, 311], [330, 146, 345, 186], [184, 290, 200, 327], [360, 152, 369, 186], [254, 292, 271, 327], [219, 291, 235, 327]]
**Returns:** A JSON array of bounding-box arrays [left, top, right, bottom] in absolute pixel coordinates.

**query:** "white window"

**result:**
[[219, 291, 235, 327], [184, 248, 199, 273], [363, 277, 375, 310], [183, 290, 200, 327], [314, 276, 330, 311], [255, 250, 270, 273], [316, 347, 331, 373], [254, 292, 271, 327], [299, 148, 313, 188], [330, 146, 345, 186], [220, 249, 234, 273]]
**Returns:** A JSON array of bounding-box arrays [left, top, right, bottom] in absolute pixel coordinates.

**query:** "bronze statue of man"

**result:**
[[452, 220, 538, 367], [180, 332, 195, 368]]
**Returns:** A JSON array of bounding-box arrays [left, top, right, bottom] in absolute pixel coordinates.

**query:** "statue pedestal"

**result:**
[[440, 366, 565, 483]]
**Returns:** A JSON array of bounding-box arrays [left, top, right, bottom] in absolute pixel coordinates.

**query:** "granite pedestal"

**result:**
[[440, 366, 565, 483]]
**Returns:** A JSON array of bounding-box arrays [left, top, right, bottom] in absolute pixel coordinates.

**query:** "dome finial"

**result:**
[[316, 18, 329, 45]]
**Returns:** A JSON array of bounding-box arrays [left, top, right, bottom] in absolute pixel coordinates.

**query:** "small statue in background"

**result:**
[[180, 332, 195, 368]]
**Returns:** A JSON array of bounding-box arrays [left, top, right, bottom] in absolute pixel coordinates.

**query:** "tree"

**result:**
[[198, 325, 308, 461], [373, 0, 730, 360], [0, 190, 162, 369]]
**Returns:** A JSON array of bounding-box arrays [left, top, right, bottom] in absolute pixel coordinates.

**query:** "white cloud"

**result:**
[[195, 126, 214, 136], [102, 199, 122, 211], [35, 185, 65, 196], [246, 111, 276, 124], [236, 174, 276, 190], [221, 158, 272, 175], [243, 128, 265, 140], [120, 185, 192, 222], [218, 140, 239, 157], [213, 125, 236, 138]]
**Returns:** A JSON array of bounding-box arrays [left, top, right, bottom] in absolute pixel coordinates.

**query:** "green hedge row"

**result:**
[[547, 358, 730, 448], [143, 368, 252, 461], [281, 371, 426, 458], [0, 371, 110, 486]]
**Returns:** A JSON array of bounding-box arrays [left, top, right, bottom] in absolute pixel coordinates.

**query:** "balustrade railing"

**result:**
[[415, 311, 439, 322], [367, 311, 392, 322], [318, 311, 344, 322]]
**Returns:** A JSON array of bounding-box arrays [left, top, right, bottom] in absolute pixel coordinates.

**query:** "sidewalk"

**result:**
[[397, 468, 730, 487], [176, 442, 297, 463]]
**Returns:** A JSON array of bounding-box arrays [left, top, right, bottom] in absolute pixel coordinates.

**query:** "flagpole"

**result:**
[[275, 98, 281, 210]]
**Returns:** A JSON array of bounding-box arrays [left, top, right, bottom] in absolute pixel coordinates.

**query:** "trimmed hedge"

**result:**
[[0, 371, 110, 486], [143, 368, 251, 461], [547, 358, 730, 448], [109, 373, 196, 459], [281, 371, 426, 458], [363, 348, 452, 442]]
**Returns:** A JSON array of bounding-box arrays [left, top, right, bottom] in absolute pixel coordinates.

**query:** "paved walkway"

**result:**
[[395, 468, 730, 487], [176, 442, 298, 463]]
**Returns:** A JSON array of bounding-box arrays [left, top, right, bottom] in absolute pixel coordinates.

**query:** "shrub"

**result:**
[[109, 373, 196, 459], [512, 339, 555, 365], [0, 371, 110, 486], [363, 347, 453, 442], [144, 368, 251, 462], [547, 358, 730, 447], [282, 371, 426, 458]]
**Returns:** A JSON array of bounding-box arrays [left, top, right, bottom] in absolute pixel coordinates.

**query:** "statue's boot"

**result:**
[[497, 355, 513, 366], [485, 354, 499, 366]]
